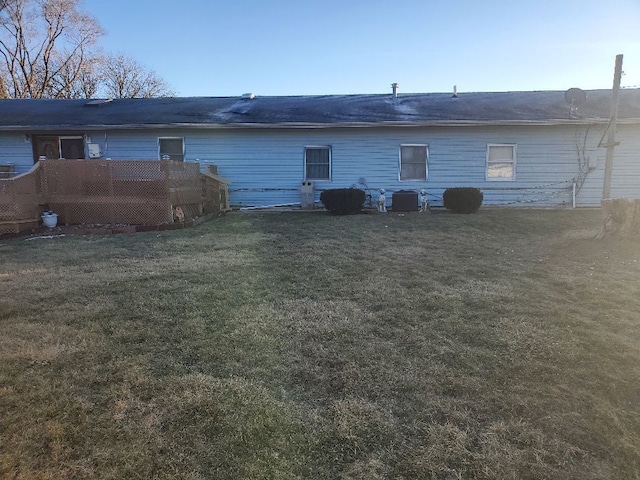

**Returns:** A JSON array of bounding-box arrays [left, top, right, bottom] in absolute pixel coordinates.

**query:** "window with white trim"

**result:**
[[305, 146, 331, 180], [159, 137, 184, 161], [399, 144, 428, 181], [32, 135, 85, 161], [486, 144, 516, 181]]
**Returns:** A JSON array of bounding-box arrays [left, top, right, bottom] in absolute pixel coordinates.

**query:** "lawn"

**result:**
[[1, 209, 639, 479]]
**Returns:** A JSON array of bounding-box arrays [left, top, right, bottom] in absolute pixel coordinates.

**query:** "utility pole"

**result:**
[[602, 54, 623, 201]]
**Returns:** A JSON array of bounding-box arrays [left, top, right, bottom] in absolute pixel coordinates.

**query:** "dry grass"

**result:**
[[1, 209, 639, 479]]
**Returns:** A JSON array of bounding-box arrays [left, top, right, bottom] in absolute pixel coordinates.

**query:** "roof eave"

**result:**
[[2, 117, 637, 132]]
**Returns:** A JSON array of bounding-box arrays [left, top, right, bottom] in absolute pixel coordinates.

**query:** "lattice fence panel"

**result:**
[[201, 173, 230, 214], [1, 160, 230, 234], [0, 165, 43, 235], [41, 160, 176, 225], [167, 161, 202, 208]]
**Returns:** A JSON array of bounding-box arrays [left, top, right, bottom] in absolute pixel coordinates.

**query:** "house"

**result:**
[[1, 88, 639, 208]]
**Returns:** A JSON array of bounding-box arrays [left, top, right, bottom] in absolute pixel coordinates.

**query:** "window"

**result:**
[[399, 144, 428, 181], [305, 146, 331, 180], [159, 137, 184, 161], [32, 135, 84, 161], [487, 144, 516, 181]]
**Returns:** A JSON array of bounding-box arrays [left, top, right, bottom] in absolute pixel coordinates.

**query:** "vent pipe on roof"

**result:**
[[391, 83, 399, 98], [452, 85, 458, 98], [84, 98, 113, 107]]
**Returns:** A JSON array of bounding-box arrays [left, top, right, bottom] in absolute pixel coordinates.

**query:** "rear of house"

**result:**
[[1, 89, 639, 208]]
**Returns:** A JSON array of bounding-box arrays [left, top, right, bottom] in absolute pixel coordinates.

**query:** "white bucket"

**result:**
[[42, 213, 58, 228]]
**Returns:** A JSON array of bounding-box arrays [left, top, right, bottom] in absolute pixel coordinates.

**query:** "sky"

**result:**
[[82, 0, 640, 97]]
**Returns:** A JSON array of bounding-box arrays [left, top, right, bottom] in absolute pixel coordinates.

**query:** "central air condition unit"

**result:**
[[392, 190, 419, 212]]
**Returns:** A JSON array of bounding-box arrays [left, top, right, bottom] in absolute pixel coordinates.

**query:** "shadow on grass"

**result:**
[[1, 209, 639, 479]]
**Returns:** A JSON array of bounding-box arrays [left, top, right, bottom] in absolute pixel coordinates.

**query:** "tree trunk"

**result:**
[[596, 198, 640, 239]]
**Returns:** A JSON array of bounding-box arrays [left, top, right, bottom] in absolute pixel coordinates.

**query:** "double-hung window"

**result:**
[[399, 144, 428, 181], [305, 146, 331, 180], [486, 144, 516, 181], [159, 137, 184, 161]]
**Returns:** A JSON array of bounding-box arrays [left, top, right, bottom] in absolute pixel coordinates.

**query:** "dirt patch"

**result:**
[[1, 213, 223, 240]]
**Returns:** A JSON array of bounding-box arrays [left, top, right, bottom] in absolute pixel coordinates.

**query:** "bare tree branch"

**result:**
[[0, 0, 102, 98], [100, 53, 175, 98], [46, 50, 102, 98], [0, 0, 175, 99]]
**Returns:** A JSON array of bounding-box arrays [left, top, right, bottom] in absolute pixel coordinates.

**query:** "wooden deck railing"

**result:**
[[0, 159, 229, 235]]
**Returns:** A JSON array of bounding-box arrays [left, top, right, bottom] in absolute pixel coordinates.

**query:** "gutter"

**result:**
[[2, 118, 638, 132]]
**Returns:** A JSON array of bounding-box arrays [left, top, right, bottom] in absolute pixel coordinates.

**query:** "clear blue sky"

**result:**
[[83, 0, 640, 97]]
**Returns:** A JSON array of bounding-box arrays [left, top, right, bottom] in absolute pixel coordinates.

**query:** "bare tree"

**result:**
[[99, 53, 174, 98], [0, 1, 175, 99], [0, 0, 103, 98], [0, 64, 7, 97], [46, 50, 103, 98]]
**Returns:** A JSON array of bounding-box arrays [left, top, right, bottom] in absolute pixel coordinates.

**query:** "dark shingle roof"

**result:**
[[1, 89, 640, 131]]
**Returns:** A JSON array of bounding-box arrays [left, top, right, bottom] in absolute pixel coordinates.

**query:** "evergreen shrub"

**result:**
[[320, 188, 366, 215], [443, 187, 483, 213]]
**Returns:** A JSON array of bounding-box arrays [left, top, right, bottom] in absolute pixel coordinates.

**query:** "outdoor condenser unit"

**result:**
[[301, 181, 314, 209], [392, 190, 419, 212]]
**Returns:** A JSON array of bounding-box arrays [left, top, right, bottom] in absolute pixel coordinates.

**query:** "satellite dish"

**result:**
[[564, 88, 587, 106]]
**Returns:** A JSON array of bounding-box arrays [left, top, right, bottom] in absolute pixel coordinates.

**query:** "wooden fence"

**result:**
[[0, 160, 229, 235], [0, 163, 44, 235]]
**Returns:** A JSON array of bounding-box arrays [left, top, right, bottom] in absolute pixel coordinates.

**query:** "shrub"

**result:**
[[320, 188, 366, 215], [443, 187, 483, 213]]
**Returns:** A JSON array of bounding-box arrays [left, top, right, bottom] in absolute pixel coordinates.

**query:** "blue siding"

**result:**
[[166, 124, 638, 208], [0, 134, 36, 175], [576, 125, 640, 206], [75, 131, 156, 161], [1, 123, 639, 207], [607, 125, 640, 202]]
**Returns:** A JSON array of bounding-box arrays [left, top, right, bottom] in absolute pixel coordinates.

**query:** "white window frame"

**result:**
[[33, 135, 84, 161], [399, 144, 428, 181], [59, 136, 85, 159], [486, 143, 517, 181], [158, 137, 185, 162], [304, 145, 331, 181]]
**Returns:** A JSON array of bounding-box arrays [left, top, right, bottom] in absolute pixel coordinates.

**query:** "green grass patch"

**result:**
[[1, 209, 639, 479]]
